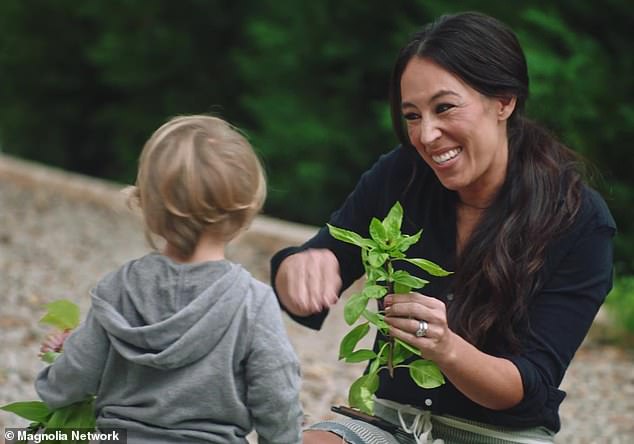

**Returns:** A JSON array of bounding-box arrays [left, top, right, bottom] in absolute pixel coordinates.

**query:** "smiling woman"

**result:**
[[271, 11, 616, 444], [400, 58, 513, 209], [399, 57, 515, 255]]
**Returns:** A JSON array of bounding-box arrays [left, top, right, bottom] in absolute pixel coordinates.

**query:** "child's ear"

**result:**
[[497, 96, 517, 121]]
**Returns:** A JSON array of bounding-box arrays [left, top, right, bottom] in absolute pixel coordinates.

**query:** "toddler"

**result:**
[[35, 115, 303, 443]]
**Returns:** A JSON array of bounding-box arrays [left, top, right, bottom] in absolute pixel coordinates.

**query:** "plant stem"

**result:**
[[385, 276, 395, 378]]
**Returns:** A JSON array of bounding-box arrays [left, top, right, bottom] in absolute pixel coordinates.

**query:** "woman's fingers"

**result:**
[[276, 248, 342, 316], [384, 294, 444, 324], [383, 292, 453, 361], [385, 316, 436, 339]]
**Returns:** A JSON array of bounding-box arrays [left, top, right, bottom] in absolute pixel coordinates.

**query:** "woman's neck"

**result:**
[[457, 184, 499, 210], [457, 198, 491, 210]]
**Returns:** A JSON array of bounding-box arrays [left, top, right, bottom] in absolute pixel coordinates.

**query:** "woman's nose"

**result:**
[[419, 119, 442, 146]]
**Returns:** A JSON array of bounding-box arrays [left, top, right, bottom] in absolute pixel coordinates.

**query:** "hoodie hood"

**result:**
[[91, 253, 249, 369]]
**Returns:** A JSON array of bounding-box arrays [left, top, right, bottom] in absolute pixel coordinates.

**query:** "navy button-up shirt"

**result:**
[[271, 145, 616, 432]]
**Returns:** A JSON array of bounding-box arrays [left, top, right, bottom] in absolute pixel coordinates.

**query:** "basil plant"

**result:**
[[328, 201, 452, 414]]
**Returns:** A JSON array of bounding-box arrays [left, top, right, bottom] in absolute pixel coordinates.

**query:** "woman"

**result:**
[[272, 11, 615, 444]]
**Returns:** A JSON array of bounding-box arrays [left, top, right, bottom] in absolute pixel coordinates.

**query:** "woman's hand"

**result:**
[[275, 248, 342, 316], [384, 292, 524, 410], [383, 292, 457, 366]]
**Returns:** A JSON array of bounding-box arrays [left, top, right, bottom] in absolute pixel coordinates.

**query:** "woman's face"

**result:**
[[400, 57, 515, 204]]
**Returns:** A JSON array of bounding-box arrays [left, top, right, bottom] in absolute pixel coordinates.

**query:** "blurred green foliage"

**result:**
[[606, 275, 634, 337], [0, 1, 632, 271]]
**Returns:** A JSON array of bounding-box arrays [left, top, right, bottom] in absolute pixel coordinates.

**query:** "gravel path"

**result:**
[[1, 156, 633, 443]]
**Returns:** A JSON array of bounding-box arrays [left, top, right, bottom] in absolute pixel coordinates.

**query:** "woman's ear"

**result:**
[[497, 96, 517, 121]]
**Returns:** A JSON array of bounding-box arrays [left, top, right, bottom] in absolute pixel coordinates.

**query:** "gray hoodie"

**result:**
[[35, 253, 303, 443]]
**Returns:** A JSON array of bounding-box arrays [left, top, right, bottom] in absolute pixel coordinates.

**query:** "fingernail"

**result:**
[[384, 295, 393, 306], [384, 305, 392, 315]]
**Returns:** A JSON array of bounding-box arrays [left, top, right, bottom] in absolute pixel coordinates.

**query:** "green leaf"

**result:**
[[44, 398, 96, 432], [391, 341, 414, 366], [389, 250, 406, 259], [362, 285, 388, 300], [47, 406, 73, 428], [41, 351, 61, 364], [344, 293, 369, 325], [369, 357, 381, 374], [327, 224, 375, 249], [39, 299, 80, 330], [393, 282, 412, 294], [382, 202, 404, 239], [376, 341, 390, 365], [339, 322, 370, 359], [408, 360, 445, 389], [61, 398, 96, 429], [362, 309, 388, 329], [392, 270, 429, 289], [401, 258, 453, 277], [368, 251, 389, 268], [370, 341, 390, 373], [345, 349, 377, 363], [367, 267, 388, 283], [1, 401, 52, 423], [395, 338, 421, 356], [369, 217, 387, 243], [76, 399, 97, 429], [395, 230, 422, 252], [27, 422, 44, 432], [348, 373, 379, 414]]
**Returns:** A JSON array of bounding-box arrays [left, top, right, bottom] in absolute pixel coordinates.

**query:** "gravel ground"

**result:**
[[1, 156, 633, 443]]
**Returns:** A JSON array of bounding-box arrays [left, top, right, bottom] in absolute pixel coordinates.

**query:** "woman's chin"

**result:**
[[435, 174, 466, 192]]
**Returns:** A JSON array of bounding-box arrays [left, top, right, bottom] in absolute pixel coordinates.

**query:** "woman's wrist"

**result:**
[[433, 330, 462, 369]]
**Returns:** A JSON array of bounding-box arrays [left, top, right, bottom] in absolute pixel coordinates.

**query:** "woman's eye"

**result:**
[[435, 103, 454, 113], [403, 112, 420, 121]]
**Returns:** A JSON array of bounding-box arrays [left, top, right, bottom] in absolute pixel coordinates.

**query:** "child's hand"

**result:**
[[39, 330, 71, 356]]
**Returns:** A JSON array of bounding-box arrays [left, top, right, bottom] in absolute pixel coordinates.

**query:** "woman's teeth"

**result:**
[[432, 148, 462, 164]]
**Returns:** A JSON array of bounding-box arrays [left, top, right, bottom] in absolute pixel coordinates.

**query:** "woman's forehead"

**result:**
[[400, 57, 473, 104]]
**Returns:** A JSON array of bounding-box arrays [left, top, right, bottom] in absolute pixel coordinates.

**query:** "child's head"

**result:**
[[129, 115, 266, 258]]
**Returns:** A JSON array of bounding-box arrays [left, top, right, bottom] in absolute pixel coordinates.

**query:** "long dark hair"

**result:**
[[389, 12, 584, 351]]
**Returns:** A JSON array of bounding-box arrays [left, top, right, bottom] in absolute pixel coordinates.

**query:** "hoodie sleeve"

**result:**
[[35, 309, 109, 409], [245, 289, 303, 444]]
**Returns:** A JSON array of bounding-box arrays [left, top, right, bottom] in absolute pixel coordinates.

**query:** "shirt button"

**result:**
[[446, 292, 454, 302], [424, 398, 432, 407]]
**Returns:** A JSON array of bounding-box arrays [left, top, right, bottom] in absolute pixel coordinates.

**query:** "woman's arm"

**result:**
[[385, 202, 615, 414], [270, 148, 415, 327]]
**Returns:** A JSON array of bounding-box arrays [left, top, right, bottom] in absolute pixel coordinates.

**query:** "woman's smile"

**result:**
[[431, 147, 463, 166]]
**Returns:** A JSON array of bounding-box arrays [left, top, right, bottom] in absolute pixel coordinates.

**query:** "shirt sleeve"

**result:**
[[245, 291, 304, 444], [494, 191, 616, 427], [35, 309, 109, 409]]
